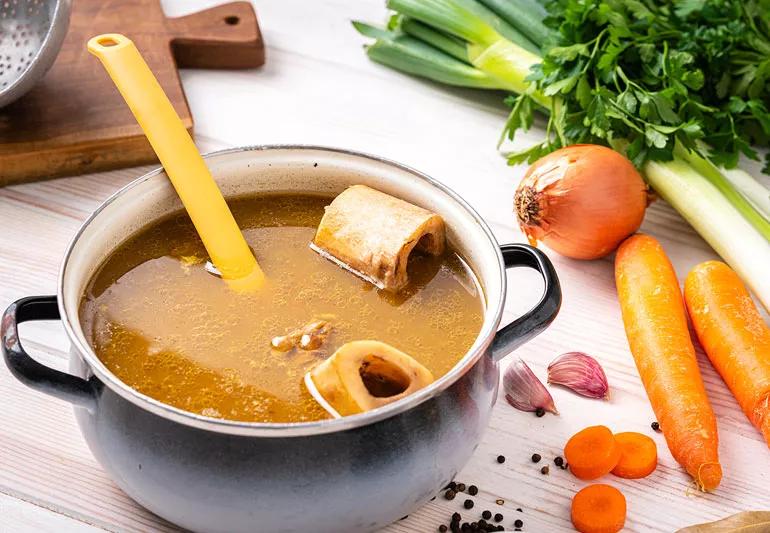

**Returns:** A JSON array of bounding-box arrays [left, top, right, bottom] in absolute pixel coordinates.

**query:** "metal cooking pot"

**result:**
[[1, 146, 561, 533]]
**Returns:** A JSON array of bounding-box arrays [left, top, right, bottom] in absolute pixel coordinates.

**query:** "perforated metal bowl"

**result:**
[[0, 0, 70, 108]]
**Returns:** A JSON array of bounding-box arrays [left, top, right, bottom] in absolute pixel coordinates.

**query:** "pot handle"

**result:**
[[491, 244, 561, 361], [1, 296, 95, 410]]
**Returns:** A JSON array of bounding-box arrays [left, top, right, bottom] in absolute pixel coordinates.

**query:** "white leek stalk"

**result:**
[[645, 158, 770, 311]]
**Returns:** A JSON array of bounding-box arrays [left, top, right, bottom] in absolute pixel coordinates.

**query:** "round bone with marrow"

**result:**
[[306, 340, 434, 417], [312, 185, 446, 291]]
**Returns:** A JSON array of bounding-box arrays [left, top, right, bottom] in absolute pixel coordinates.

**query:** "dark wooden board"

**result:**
[[0, 0, 264, 186]]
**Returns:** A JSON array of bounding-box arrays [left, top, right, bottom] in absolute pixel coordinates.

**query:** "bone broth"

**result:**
[[80, 194, 484, 423]]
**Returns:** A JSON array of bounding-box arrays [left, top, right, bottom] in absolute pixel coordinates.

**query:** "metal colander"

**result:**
[[0, 0, 70, 108]]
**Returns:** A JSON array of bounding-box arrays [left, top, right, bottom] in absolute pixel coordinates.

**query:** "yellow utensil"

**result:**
[[87, 33, 264, 291]]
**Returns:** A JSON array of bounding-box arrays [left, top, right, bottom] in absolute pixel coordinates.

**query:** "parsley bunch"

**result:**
[[504, 0, 770, 172]]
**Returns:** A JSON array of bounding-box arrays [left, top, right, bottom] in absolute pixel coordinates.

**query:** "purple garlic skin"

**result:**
[[547, 352, 610, 400], [503, 358, 558, 414]]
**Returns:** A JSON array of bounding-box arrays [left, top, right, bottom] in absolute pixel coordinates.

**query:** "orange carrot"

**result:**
[[571, 484, 626, 533], [615, 234, 721, 491], [684, 261, 770, 448], [611, 432, 657, 479], [564, 425, 620, 480]]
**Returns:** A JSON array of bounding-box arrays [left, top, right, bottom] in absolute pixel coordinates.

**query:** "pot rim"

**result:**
[[57, 144, 506, 437]]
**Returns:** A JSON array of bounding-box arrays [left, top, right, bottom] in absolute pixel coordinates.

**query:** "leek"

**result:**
[[476, 0, 552, 46], [354, 22, 503, 89], [722, 167, 770, 219], [400, 17, 470, 62]]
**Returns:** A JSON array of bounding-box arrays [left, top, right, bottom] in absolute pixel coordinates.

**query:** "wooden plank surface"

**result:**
[[1, 1, 769, 532]]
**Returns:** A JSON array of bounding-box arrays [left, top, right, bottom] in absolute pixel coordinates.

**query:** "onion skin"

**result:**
[[514, 145, 648, 260]]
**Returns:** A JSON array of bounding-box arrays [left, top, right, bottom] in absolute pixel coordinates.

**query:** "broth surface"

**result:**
[[80, 194, 484, 423]]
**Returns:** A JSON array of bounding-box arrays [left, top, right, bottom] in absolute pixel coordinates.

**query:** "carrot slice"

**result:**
[[615, 234, 721, 491], [684, 261, 770, 448], [564, 425, 620, 480], [571, 484, 626, 533], [611, 432, 657, 479]]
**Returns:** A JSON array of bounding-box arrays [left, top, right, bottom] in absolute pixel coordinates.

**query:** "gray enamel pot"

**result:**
[[1, 146, 560, 533]]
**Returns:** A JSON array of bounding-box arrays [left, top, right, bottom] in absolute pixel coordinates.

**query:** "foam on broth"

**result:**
[[79, 194, 484, 423]]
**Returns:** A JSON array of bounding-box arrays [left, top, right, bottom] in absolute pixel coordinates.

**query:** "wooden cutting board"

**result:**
[[0, 0, 264, 186]]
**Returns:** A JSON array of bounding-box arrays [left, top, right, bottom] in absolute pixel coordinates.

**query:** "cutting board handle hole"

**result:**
[[97, 37, 119, 47], [224, 15, 240, 25]]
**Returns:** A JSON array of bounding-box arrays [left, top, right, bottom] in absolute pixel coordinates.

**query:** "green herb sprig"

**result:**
[[503, 0, 770, 171]]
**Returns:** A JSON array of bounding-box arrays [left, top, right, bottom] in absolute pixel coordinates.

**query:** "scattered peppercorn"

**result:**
[[452, 513, 462, 522], [531, 453, 541, 463], [494, 513, 503, 523], [445, 489, 457, 500], [470, 522, 479, 531], [652, 421, 661, 432], [482, 510, 492, 520], [446, 481, 457, 490], [561, 462, 569, 470], [535, 407, 545, 417], [496, 455, 506, 463], [464, 499, 475, 509], [541, 465, 550, 475], [554, 456, 564, 467], [439, 526, 448, 532], [456, 483, 466, 492], [514, 519, 524, 528], [477, 520, 487, 530], [467, 485, 478, 496]]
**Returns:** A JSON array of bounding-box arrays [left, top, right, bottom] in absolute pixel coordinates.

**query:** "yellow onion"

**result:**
[[514, 145, 649, 260]]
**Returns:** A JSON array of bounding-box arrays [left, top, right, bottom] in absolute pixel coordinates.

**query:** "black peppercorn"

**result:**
[[562, 462, 569, 470], [439, 526, 448, 532], [482, 510, 492, 520], [464, 499, 474, 509], [468, 484, 478, 496], [445, 489, 457, 500], [496, 455, 506, 463], [554, 456, 564, 467], [456, 483, 466, 492], [452, 512, 462, 522], [541, 465, 550, 475], [651, 421, 661, 432], [535, 407, 545, 417], [494, 513, 503, 523], [514, 519, 524, 528], [478, 519, 487, 529], [531, 453, 541, 463], [470, 523, 479, 531]]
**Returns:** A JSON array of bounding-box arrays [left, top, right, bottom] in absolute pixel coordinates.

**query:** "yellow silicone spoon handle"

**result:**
[[87, 33, 264, 289]]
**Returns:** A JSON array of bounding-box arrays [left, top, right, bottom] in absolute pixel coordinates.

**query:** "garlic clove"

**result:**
[[547, 352, 610, 400], [503, 358, 558, 415]]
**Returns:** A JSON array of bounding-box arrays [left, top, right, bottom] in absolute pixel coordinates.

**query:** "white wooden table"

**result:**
[[2, 1, 769, 531]]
